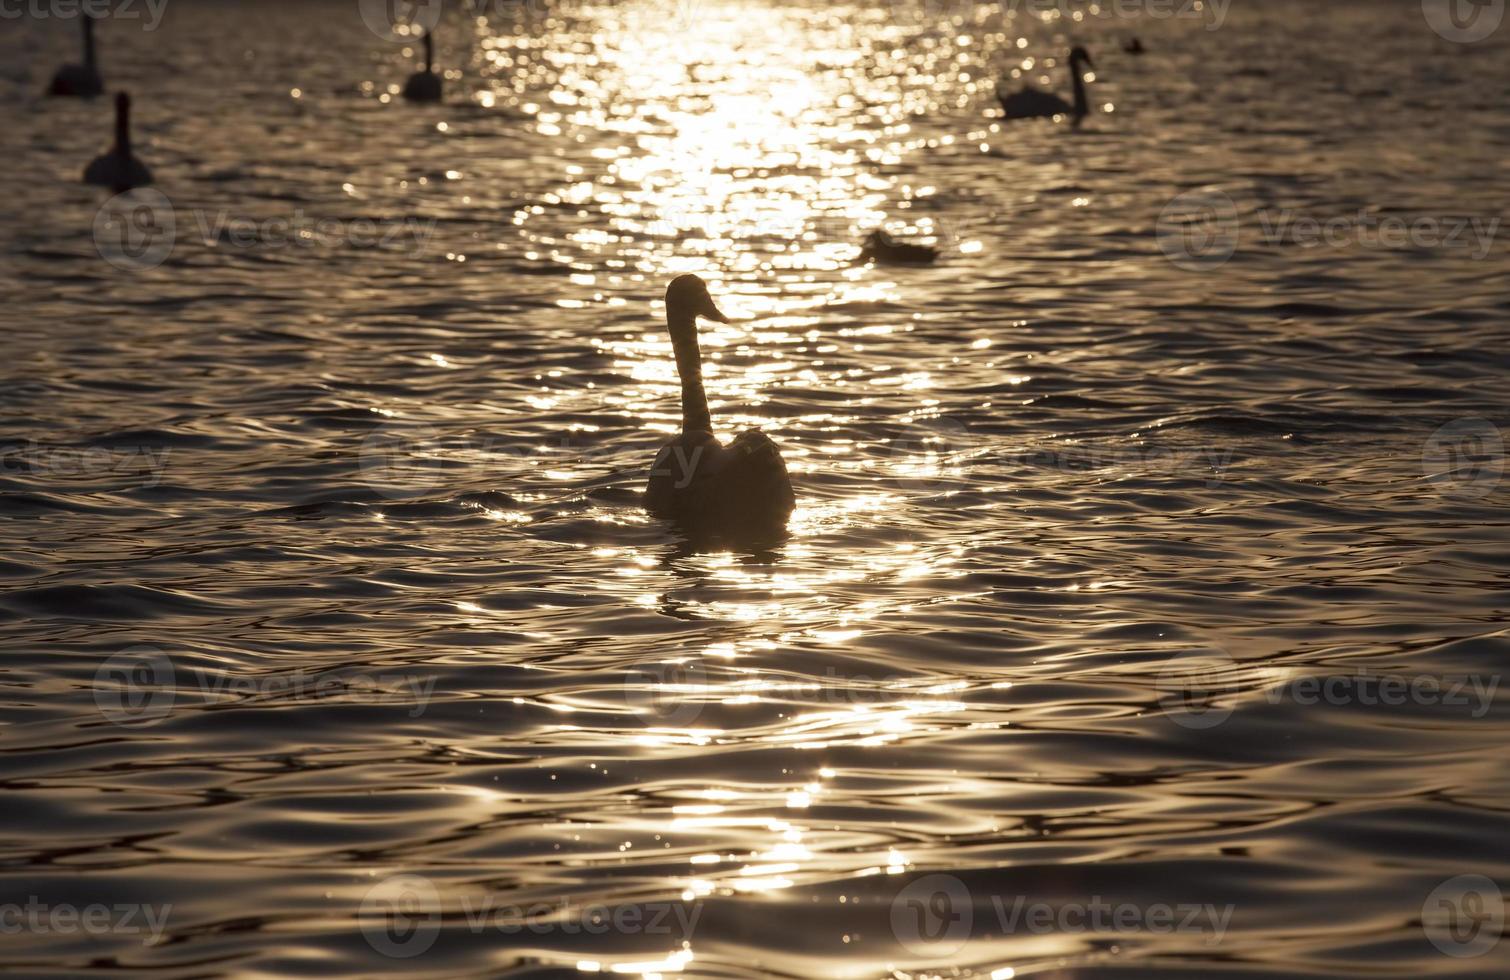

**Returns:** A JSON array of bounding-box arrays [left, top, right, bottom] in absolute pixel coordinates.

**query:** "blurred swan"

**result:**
[[1124, 37, 1145, 55], [49, 13, 103, 97], [858, 230, 938, 266], [84, 93, 152, 192], [999, 46, 1095, 125], [402, 30, 443, 102], [645, 275, 795, 534]]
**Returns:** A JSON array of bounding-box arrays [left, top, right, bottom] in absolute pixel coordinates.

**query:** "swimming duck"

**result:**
[[402, 30, 443, 102], [49, 13, 104, 97], [858, 230, 938, 266], [644, 275, 795, 535], [84, 93, 152, 192], [999, 46, 1095, 125]]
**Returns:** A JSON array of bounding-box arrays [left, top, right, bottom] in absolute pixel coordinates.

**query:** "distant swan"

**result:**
[[49, 13, 103, 97], [859, 230, 938, 266], [1124, 37, 1145, 55], [402, 30, 443, 102], [999, 46, 1095, 125], [645, 275, 795, 535], [84, 93, 152, 192]]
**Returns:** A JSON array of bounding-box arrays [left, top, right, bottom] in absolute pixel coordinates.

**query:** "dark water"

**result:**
[[3, 0, 1509, 976]]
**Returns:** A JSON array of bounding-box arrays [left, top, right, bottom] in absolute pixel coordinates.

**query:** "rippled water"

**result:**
[[4, 0, 1509, 975]]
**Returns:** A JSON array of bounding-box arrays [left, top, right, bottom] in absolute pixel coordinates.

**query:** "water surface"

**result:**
[[3, 0, 1509, 976]]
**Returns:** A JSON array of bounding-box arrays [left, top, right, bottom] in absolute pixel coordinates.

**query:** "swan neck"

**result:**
[[1071, 59, 1088, 118], [668, 308, 712, 433], [84, 16, 97, 68], [115, 99, 130, 155], [423, 33, 433, 73]]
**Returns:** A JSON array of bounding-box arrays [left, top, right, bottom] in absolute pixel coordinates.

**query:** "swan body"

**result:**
[[402, 31, 443, 102], [49, 14, 103, 97], [644, 275, 794, 535], [859, 230, 938, 266], [84, 93, 152, 192], [999, 46, 1094, 125]]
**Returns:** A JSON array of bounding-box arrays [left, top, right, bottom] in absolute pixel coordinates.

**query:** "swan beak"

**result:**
[[702, 302, 730, 324]]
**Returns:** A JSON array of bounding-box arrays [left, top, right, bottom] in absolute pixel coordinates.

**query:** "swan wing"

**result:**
[[645, 429, 793, 530], [721, 430, 795, 521]]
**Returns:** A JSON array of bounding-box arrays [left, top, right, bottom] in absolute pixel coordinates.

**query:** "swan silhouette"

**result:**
[[49, 13, 103, 97], [644, 275, 795, 535], [1124, 37, 1146, 55], [999, 46, 1095, 125], [402, 30, 443, 102], [84, 93, 152, 192], [859, 229, 938, 266]]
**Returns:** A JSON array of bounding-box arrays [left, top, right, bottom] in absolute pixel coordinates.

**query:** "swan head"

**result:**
[[1069, 46, 1094, 69], [666, 274, 729, 324]]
